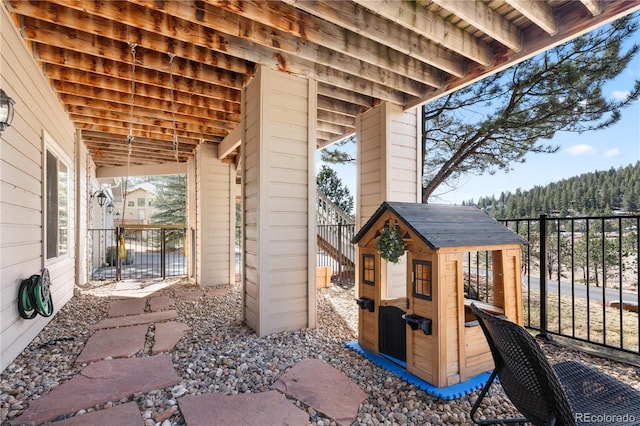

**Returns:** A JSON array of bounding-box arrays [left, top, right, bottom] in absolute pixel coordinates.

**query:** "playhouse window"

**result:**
[[362, 253, 375, 285], [412, 260, 432, 300]]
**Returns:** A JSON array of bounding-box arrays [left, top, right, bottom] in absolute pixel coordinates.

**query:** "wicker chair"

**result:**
[[469, 303, 640, 426]]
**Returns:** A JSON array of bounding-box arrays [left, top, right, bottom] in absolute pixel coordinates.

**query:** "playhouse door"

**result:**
[[378, 306, 406, 362], [405, 257, 435, 384]]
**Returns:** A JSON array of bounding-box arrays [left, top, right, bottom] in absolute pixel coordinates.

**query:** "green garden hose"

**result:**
[[17, 269, 53, 319]]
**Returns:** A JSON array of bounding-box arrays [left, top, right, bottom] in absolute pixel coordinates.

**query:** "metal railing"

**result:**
[[500, 214, 640, 355], [317, 223, 356, 286], [88, 225, 188, 281]]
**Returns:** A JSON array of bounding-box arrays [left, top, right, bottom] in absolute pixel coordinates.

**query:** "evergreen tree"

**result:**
[[150, 175, 187, 225], [421, 16, 639, 201], [316, 165, 354, 216]]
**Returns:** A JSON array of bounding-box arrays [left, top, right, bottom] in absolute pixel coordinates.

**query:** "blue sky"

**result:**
[[317, 25, 640, 206]]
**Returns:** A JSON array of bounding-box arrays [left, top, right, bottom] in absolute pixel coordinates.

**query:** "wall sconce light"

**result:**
[[114, 211, 121, 220], [92, 190, 108, 207], [0, 89, 16, 133], [107, 202, 115, 214]]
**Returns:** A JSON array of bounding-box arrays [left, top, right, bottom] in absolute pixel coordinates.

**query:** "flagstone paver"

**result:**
[[47, 402, 144, 426], [75, 324, 149, 364], [272, 358, 366, 426], [152, 321, 191, 354], [178, 390, 309, 426], [90, 310, 178, 330], [15, 355, 180, 425], [149, 295, 175, 311], [108, 298, 147, 317]]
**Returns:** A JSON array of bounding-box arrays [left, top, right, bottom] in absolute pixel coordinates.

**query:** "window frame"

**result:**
[[412, 259, 432, 301], [362, 253, 376, 286], [43, 131, 72, 265]]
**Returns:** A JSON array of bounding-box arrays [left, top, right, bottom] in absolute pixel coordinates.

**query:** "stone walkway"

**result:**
[[12, 282, 366, 425]]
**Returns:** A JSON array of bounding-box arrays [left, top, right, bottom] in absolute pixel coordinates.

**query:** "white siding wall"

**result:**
[[75, 137, 88, 284], [187, 157, 197, 279], [1, 6, 78, 371], [242, 67, 316, 336], [356, 103, 421, 299], [195, 142, 235, 287]]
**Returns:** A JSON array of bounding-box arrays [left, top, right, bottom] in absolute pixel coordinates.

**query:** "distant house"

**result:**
[[115, 183, 160, 225]]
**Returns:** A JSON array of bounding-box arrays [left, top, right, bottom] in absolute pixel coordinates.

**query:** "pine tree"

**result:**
[[316, 165, 354, 216], [421, 16, 639, 201], [150, 175, 187, 224]]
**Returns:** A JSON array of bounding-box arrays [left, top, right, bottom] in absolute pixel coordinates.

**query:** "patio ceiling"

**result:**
[[5, 0, 640, 168]]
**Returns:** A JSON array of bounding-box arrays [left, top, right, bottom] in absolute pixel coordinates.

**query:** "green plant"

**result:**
[[377, 226, 406, 264]]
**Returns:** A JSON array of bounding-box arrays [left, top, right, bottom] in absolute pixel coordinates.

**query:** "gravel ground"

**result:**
[[1, 280, 639, 425]]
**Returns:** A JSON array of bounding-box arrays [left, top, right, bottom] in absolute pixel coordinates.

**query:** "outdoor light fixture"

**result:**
[[92, 190, 108, 207], [0, 89, 15, 133], [114, 211, 121, 220], [107, 202, 115, 214]]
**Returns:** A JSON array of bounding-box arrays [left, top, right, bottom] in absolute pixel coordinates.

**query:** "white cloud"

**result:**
[[566, 144, 596, 156], [611, 90, 630, 100], [604, 148, 620, 158]]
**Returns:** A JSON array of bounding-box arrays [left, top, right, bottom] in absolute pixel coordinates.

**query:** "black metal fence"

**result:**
[[88, 225, 187, 281], [500, 214, 639, 355]]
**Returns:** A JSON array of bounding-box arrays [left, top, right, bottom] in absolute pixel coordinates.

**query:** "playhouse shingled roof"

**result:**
[[352, 202, 529, 249]]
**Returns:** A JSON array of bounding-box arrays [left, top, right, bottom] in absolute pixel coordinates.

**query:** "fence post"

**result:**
[[116, 226, 122, 282], [538, 213, 550, 340], [338, 222, 343, 284], [161, 228, 166, 280]]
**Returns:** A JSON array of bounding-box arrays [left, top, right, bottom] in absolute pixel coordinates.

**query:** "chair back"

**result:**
[[470, 304, 575, 426]]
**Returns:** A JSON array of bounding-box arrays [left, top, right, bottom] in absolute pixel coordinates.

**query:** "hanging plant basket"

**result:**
[[377, 225, 406, 264]]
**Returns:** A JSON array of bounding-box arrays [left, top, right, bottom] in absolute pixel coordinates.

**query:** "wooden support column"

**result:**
[[356, 102, 422, 299], [195, 142, 236, 287], [242, 66, 317, 336]]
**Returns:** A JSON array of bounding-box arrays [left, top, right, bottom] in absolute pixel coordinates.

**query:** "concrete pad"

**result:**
[[16, 355, 180, 425], [152, 321, 191, 354], [175, 290, 203, 300], [272, 359, 366, 426], [178, 390, 309, 426], [108, 298, 147, 317], [75, 324, 148, 364], [149, 295, 175, 312], [90, 310, 178, 330], [49, 402, 144, 426]]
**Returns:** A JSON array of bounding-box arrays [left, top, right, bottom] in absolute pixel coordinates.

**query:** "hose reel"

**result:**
[[18, 268, 53, 319]]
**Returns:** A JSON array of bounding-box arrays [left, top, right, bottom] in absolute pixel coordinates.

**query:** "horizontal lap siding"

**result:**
[[263, 71, 310, 334], [243, 68, 313, 335], [243, 74, 260, 332], [1, 7, 77, 371], [197, 143, 233, 287]]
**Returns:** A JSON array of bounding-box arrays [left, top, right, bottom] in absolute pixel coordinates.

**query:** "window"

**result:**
[[137, 210, 145, 220], [45, 144, 69, 261], [137, 197, 146, 207], [127, 200, 135, 207], [148, 200, 152, 206], [362, 253, 375, 286], [413, 260, 432, 300]]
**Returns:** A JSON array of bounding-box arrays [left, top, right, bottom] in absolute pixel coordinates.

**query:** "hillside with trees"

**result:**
[[468, 161, 640, 219]]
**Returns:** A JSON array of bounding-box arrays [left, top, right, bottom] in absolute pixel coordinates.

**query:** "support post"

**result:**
[[538, 213, 550, 340]]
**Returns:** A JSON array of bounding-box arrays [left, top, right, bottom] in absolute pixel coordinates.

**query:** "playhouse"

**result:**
[[352, 202, 528, 388]]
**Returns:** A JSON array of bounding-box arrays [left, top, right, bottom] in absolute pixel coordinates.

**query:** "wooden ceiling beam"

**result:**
[[317, 110, 356, 128], [34, 43, 244, 91], [352, 0, 491, 66], [18, 8, 409, 105], [317, 95, 362, 118], [137, 0, 443, 89], [70, 113, 223, 141], [53, 80, 240, 115], [317, 83, 375, 109], [317, 121, 355, 136], [82, 135, 194, 153], [76, 123, 221, 144], [89, 149, 191, 166], [57, 90, 238, 130], [504, 0, 557, 35], [580, 0, 603, 16], [430, 0, 522, 52], [48, 70, 240, 122], [75, 118, 212, 144], [284, 0, 467, 75], [406, 0, 640, 109], [84, 141, 193, 159]]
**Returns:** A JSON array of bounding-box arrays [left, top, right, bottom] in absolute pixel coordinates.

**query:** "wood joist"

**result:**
[[5, 0, 640, 167]]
